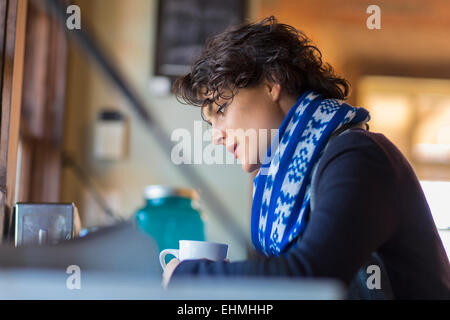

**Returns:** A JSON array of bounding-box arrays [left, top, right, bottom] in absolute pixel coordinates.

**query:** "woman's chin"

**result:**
[[241, 161, 260, 173]]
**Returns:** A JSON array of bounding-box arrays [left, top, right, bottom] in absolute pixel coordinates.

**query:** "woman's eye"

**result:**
[[217, 104, 226, 114]]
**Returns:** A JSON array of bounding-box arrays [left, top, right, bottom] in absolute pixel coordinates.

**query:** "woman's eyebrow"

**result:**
[[215, 100, 229, 108]]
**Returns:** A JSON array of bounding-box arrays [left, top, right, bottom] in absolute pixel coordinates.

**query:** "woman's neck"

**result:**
[[279, 92, 300, 118]]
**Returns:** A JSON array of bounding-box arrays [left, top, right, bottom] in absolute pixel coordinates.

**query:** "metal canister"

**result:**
[[135, 185, 205, 251]]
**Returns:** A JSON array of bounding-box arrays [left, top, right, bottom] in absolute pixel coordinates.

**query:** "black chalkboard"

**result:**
[[154, 0, 247, 77]]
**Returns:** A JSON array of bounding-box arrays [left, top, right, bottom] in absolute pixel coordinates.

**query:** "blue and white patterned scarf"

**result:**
[[251, 90, 371, 256]]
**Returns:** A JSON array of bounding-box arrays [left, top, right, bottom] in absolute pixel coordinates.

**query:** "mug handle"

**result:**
[[159, 249, 179, 270]]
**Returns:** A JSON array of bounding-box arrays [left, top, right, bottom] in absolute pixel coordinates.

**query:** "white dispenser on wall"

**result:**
[[94, 109, 128, 161]]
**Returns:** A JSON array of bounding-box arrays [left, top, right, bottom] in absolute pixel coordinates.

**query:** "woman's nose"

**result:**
[[211, 127, 226, 145]]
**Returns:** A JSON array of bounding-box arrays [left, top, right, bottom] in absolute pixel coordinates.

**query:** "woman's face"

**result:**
[[202, 82, 293, 173]]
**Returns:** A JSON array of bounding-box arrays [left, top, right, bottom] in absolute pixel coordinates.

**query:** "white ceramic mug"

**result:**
[[159, 240, 228, 270]]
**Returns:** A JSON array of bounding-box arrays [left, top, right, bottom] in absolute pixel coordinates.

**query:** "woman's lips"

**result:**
[[227, 143, 238, 159]]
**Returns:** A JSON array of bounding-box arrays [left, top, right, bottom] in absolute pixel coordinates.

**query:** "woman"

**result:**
[[164, 16, 450, 299]]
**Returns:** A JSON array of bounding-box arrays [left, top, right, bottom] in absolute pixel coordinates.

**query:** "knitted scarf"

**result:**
[[251, 90, 371, 256]]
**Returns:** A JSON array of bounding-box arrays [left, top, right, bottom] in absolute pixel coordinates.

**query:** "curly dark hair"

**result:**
[[173, 16, 349, 111]]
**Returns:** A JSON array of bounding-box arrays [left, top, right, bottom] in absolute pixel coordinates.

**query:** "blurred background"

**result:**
[[2, 0, 449, 260]]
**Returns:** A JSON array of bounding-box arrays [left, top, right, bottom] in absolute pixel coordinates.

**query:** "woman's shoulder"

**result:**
[[310, 127, 401, 210], [330, 127, 390, 150], [325, 128, 396, 161], [317, 127, 399, 177]]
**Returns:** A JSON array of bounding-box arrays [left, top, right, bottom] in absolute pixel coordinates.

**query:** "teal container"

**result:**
[[135, 186, 205, 252]]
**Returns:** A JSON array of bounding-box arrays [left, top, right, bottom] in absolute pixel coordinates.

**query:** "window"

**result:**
[[358, 76, 450, 258]]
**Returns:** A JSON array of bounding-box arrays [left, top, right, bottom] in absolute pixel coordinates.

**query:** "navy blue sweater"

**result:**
[[171, 128, 450, 299]]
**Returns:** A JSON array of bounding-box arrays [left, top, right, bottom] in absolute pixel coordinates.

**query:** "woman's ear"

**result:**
[[265, 81, 282, 103]]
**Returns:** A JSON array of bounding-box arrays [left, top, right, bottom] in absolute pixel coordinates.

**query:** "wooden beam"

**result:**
[[259, 0, 450, 28], [0, 0, 27, 243], [17, 0, 68, 202]]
